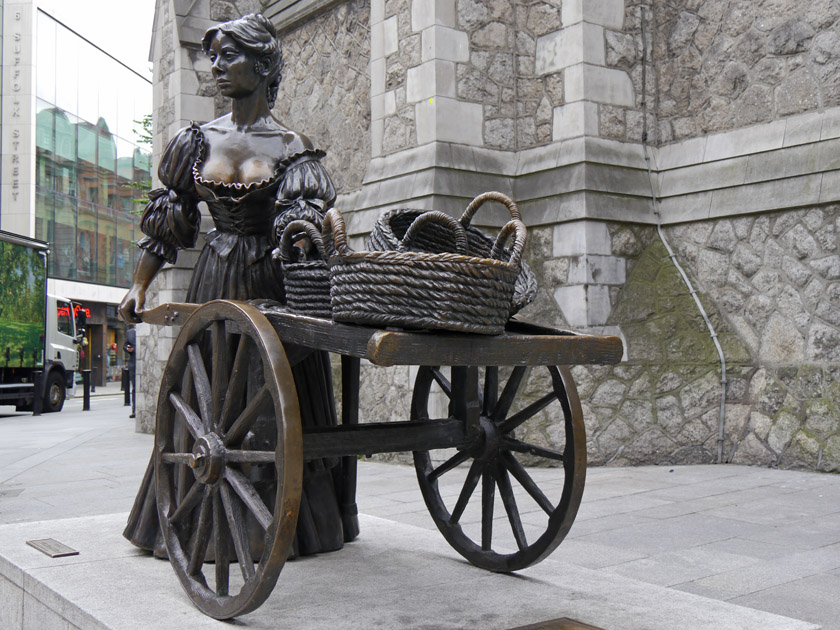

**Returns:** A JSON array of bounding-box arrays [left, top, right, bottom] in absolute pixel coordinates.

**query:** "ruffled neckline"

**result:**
[[189, 122, 326, 194]]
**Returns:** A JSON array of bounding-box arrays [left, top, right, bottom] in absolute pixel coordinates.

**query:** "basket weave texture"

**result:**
[[366, 191, 537, 315], [276, 219, 332, 319], [326, 208, 525, 334]]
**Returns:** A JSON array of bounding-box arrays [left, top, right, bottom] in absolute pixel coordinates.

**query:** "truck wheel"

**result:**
[[44, 371, 65, 412]]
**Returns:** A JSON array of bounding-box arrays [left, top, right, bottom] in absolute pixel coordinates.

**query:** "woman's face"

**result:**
[[207, 32, 263, 99]]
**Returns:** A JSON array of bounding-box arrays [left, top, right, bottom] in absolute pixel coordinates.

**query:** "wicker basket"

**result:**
[[366, 191, 537, 315], [277, 219, 332, 319], [326, 208, 525, 334]]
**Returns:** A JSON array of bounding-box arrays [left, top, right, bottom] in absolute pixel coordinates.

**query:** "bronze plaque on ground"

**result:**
[[26, 538, 79, 558], [507, 618, 606, 630]]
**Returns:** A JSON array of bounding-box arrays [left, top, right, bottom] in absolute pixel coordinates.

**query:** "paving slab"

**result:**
[[0, 513, 820, 630], [673, 546, 840, 607], [729, 574, 840, 630]]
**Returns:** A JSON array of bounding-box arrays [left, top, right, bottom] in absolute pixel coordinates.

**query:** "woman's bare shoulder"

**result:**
[[200, 114, 233, 131], [280, 129, 315, 155]]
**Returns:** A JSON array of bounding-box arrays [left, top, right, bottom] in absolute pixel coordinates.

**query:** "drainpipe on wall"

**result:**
[[640, 6, 728, 463]]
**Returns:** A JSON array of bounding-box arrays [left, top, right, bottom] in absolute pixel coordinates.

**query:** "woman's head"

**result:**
[[202, 14, 283, 108]]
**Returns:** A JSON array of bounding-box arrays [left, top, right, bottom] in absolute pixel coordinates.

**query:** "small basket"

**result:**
[[277, 219, 332, 319], [366, 191, 537, 315], [326, 208, 525, 335]]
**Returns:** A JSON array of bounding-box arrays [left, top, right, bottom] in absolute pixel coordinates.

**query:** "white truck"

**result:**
[[0, 230, 79, 413]]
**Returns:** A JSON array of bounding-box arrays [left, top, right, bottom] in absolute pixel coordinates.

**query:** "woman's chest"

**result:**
[[198, 129, 288, 185]]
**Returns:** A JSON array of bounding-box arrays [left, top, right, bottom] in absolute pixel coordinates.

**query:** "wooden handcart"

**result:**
[[142, 300, 623, 619]]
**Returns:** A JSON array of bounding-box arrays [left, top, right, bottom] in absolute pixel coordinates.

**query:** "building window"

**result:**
[[33, 10, 151, 287]]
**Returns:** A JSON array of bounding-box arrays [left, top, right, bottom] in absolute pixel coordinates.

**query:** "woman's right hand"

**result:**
[[119, 284, 146, 324]]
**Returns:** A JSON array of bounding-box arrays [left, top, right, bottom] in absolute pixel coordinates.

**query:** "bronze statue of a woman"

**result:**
[[120, 13, 352, 558]]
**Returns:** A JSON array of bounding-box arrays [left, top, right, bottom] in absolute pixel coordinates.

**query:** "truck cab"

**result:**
[[0, 230, 78, 413], [43, 295, 80, 411]]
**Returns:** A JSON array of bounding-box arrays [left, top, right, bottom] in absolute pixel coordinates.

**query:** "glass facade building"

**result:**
[[33, 10, 151, 287]]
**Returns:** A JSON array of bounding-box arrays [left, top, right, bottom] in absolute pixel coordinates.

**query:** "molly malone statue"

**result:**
[[119, 13, 353, 559]]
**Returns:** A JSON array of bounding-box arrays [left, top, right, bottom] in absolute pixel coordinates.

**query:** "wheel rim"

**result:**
[[49, 381, 63, 407], [411, 365, 586, 572], [155, 300, 302, 619]]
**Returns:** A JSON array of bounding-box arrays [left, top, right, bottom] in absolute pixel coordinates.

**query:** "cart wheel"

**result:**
[[411, 365, 586, 572], [155, 300, 302, 619]]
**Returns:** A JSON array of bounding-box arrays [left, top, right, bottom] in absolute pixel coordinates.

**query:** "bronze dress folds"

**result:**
[[123, 122, 354, 558]]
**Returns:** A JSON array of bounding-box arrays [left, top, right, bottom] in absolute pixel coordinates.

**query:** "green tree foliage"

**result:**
[[127, 113, 153, 215]]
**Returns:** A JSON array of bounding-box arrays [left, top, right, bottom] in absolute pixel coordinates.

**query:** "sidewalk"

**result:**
[[1, 396, 838, 629], [67, 377, 127, 399]]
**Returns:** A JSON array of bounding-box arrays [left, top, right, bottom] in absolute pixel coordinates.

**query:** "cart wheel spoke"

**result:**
[[187, 488, 213, 577], [495, 462, 527, 551], [481, 470, 495, 551], [169, 392, 204, 440], [226, 467, 273, 530], [219, 335, 250, 433], [225, 450, 275, 464], [430, 367, 452, 398], [502, 452, 554, 516], [220, 481, 255, 582], [211, 321, 229, 430], [491, 366, 528, 422], [223, 385, 270, 447], [482, 367, 498, 416], [186, 343, 213, 432], [498, 392, 556, 434], [501, 437, 564, 462], [548, 366, 573, 419], [176, 369, 195, 502], [212, 491, 230, 597], [428, 448, 471, 483], [449, 459, 483, 525], [169, 482, 204, 524]]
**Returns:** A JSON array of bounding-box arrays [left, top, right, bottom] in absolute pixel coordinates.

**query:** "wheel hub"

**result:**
[[190, 433, 225, 484], [472, 416, 501, 462]]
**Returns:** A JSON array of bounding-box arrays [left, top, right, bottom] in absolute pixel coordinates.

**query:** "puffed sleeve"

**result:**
[[136, 124, 202, 264], [272, 149, 337, 244]]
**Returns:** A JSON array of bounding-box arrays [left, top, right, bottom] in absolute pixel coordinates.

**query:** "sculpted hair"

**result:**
[[203, 13, 283, 108]]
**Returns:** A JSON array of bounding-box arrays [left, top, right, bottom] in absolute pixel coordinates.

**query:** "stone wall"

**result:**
[[655, 0, 840, 142], [455, 0, 562, 150], [273, 0, 372, 192], [665, 206, 840, 469], [557, 205, 840, 472]]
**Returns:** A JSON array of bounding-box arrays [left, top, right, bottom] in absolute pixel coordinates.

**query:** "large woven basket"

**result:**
[[277, 219, 332, 319], [326, 208, 525, 334], [366, 191, 537, 315]]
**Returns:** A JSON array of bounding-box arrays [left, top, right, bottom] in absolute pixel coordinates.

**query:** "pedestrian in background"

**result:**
[[124, 326, 136, 418]]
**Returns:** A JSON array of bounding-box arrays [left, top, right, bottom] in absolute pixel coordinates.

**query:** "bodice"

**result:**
[[195, 178, 281, 236]]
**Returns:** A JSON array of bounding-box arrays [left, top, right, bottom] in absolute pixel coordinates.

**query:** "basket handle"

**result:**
[[399, 211, 468, 255], [460, 191, 521, 228], [278, 219, 328, 263], [490, 219, 527, 268], [322, 208, 349, 255]]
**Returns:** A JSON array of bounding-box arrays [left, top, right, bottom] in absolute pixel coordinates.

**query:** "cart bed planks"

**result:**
[[142, 302, 623, 367]]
